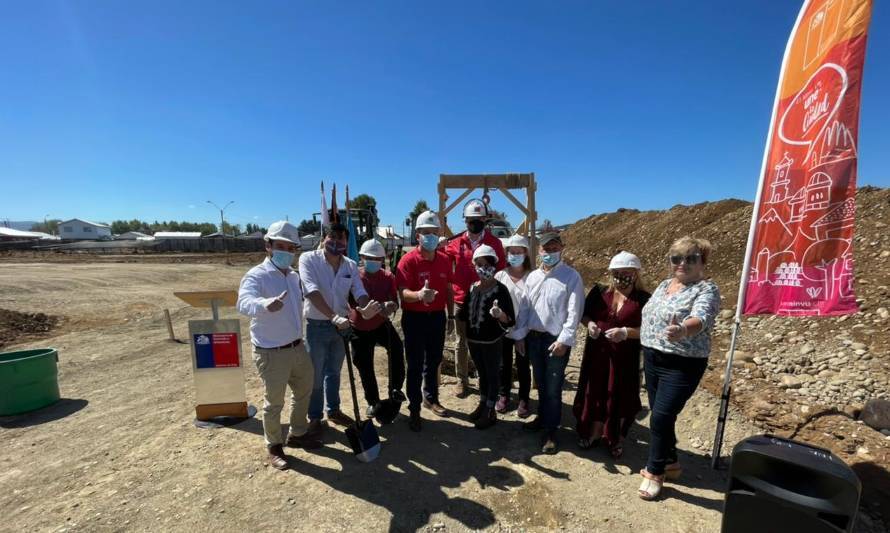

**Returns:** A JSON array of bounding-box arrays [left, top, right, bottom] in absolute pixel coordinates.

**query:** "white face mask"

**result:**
[[541, 251, 561, 267]]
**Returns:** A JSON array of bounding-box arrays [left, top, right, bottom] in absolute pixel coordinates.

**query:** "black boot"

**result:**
[[474, 408, 496, 430]]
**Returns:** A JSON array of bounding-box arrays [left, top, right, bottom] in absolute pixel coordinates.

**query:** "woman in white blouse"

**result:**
[[494, 235, 532, 418]]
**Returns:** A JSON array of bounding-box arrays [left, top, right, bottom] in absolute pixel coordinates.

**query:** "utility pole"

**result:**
[[44, 214, 50, 235], [207, 200, 234, 263]]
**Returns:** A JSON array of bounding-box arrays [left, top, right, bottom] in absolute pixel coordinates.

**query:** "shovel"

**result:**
[[341, 331, 381, 463]]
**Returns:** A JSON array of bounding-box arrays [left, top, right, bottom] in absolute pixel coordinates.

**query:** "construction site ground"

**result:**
[[1, 216, 888, 532]]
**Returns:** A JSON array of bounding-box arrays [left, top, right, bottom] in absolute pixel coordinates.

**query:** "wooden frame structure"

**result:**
[[437, 173, 538, 253]]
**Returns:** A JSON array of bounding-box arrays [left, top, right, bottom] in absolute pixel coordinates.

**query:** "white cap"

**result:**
[[504, 234, 529, 250], [472, 244, 498, 262], [264, 221, 301, 246], [463, 199, 488, 219], [359, 239, 385, 258], [609, 251, 641, 270], [415, 210, 440, 229]]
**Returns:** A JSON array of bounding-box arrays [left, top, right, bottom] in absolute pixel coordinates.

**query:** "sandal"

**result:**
[[638, 469, 664, 501], [609, 442, 623, 459], [577, 436, 601, 450], [665, 462, 683, 481]]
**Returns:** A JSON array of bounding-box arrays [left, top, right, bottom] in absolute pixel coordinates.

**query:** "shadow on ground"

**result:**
[[0, 398, 88, 428]]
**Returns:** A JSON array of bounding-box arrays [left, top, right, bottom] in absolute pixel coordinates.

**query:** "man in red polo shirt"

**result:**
[[348, 239, 405, 419], [444, 199, 506, 397], [396, 210, 455, 432]]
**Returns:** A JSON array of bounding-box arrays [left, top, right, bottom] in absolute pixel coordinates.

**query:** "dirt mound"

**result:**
[[0, 309, 60, 350], [563, 186, 890, 522]]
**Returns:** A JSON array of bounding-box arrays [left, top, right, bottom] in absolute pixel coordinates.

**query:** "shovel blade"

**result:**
[[346, 420, 380, 463]]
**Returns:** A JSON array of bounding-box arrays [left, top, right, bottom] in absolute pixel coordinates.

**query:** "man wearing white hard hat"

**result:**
[[348, 239, 405, 419], [237, 221, 320, 471], [395, 210, 455, 431], [444, 198, 506, 398], [573, 251, 649, 459]]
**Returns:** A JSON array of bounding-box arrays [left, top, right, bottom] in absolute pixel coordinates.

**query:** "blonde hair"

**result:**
[[669, 236, 712, 264]]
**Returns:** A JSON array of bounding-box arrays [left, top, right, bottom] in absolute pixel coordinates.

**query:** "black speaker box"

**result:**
[[722, 434, 861, 533]]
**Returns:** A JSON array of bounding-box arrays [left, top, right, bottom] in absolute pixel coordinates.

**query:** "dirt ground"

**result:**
[[0, 260, 884, 532]]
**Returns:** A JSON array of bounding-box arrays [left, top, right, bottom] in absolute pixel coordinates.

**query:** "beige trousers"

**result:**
[[253, 343, 314, 447]]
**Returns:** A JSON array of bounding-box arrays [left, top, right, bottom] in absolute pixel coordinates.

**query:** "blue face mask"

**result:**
[[507, 253, 525, 267], [541, 251, 561, 267], [420, 233, 439, 251], [364, 260, 382, 274], [271, 250, 295, 269]]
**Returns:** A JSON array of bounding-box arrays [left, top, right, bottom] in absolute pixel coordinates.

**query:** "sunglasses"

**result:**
[[670, 254, 701, 266]]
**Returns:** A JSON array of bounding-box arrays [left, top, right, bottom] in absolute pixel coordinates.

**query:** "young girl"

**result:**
[[458, 244, 515, 429], [494, 235, 532, 417]]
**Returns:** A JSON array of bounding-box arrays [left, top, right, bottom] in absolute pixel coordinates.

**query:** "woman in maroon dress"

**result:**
[[573, 251, 649, 458]]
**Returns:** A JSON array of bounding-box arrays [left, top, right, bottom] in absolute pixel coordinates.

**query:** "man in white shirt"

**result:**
[[237, 221, 321, 471], [519, 230, 584, 454], [299, 223, 382, 434]]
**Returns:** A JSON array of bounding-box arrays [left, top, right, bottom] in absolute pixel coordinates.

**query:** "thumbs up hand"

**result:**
[[266, 290, 288, 312], [489, 299, 503, 319], [418, 279, 437, 304], [664, 313, 688, 342]]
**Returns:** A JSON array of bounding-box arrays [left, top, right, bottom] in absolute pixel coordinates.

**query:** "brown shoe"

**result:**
[[422, 399, 448, 417], [307, 418, 327, 436], [468, 402, 486, 421], [286, 432, 322, 450], [267, 444, 289, 470], [454, 381, 469, 398], [326, 409, 354, 426]]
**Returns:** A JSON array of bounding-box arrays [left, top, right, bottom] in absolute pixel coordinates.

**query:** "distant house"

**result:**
[[115, 231, 151, 240], [58, 219, 112, 240], [154, 231, 202, 240], [237, 231, 265, 239], [0, 227, 46, 242]]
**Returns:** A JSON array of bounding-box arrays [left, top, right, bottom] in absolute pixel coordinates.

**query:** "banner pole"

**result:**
[[709, 0, 811, 470]]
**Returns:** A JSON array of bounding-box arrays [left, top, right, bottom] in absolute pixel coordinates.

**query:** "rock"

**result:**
[[799, 344, 816, 355], [730, 350, 755, 365], [850, 342, 868, 351], [779, 374, 802, 389], [719, 309, 734, 320], [860, 399, 890, 431]]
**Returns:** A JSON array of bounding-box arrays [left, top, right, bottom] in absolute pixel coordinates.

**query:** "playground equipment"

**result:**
[[437, 173, 538, 253]]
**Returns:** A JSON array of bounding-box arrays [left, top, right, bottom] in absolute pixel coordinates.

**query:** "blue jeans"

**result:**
[[306, 319, 347, 420], [643, 347, 708, 475], [401, 310, 446, 412], [527, 331, 571, 433]]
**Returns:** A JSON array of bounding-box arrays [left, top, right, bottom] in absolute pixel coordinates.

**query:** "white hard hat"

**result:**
[[609, 251, 641, 270], [265, 221, 301, 246], [504, 234, 529, 250], [359, 239, 385, 258], [463, 199, 488, 219], [472, 244, 498, 262], [415, 210, 440, 229]]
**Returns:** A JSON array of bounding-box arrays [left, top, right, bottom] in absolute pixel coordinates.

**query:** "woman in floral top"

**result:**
[[638, 237, 720, 501]]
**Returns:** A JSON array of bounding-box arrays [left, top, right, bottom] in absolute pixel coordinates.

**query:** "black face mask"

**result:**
[[613, 272, 635, 289], [466, 220, 485, 234]]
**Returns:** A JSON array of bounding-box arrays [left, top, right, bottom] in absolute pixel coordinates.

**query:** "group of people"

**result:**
[[236, 199, 720, 501]]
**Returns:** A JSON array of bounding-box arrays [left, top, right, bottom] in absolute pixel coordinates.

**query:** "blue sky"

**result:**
[[1, 1, 888, 232]]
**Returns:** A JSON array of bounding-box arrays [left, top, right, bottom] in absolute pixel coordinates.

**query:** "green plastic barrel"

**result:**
[[0, 348, 61, 416]]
